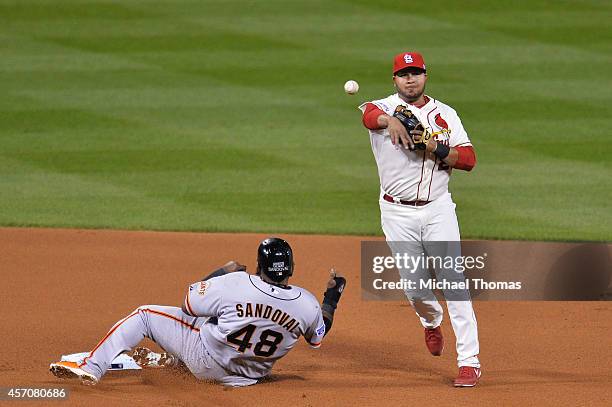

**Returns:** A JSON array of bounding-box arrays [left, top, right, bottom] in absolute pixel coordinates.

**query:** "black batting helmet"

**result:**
[[257, 237, 294, 283]]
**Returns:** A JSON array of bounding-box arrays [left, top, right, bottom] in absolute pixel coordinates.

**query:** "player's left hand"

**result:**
[[222, 261, 247, 273], [410, 128, 435, 152], [410, 129, 437, 153], [326, 268, 345, 289], [410, 129, 424, 145], [322, 268, 346, 314]]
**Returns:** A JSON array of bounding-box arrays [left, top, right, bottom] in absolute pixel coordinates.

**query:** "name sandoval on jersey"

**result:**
[[235, 303, 300, 334]]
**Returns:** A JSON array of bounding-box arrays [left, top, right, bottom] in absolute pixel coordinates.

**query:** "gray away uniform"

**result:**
[[79, 272, 325, 386]]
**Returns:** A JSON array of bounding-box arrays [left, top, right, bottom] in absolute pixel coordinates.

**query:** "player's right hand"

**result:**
[[222, 260, 247, 273], [387, 116, 414, 150]]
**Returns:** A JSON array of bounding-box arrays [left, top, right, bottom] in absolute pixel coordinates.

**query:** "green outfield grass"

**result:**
[[1, 0, 610, 241]]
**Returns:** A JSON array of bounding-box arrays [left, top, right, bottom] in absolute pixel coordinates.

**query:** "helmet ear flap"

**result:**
[[257, 238, 293, 283]]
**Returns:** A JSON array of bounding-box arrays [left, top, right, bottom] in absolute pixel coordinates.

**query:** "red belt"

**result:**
[[383, 194, 430, 206]]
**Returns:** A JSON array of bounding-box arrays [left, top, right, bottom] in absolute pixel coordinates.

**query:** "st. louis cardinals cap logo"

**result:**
[[393, 52, 426, 74]]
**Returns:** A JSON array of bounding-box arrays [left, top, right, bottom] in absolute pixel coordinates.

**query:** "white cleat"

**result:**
[[50, 361, 98, 385]]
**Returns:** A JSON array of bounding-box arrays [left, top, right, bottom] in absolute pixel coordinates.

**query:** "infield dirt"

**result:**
[[1, 228, 610, 406]]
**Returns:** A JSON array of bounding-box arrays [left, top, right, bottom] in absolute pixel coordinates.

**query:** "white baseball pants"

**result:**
[[380, 192, 480, 368]]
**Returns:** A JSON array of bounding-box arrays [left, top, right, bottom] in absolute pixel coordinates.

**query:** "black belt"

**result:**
[[383, 194, 430, 206]]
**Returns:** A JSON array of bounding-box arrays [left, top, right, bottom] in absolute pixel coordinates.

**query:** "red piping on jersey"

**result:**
[[79, 308, 199, 367], [425, 108, 439, 201], [185, 292, 196, 316], [416, 106, 438, 199], [411, 95, 430, 109], [426, 106, 437, 128], [454, 146, 476, 171], [415, 149, 427, 200], [427, 156, 437, 201]]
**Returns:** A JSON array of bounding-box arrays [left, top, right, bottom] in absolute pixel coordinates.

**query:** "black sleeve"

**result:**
[[322, 306, 334, 336], [320, 276, 346, 336]]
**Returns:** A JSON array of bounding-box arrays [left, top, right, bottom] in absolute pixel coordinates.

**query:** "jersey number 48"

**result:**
[[227, 324, 284, 357]]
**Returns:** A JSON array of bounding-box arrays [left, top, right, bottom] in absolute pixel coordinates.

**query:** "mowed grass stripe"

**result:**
[[0, 0, 610, 240], [0, 153, 381, 233]]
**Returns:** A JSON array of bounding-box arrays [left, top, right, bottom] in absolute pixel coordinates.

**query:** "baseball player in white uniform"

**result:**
[[359, 52, 481, 387], [49, 238, 346, 386]]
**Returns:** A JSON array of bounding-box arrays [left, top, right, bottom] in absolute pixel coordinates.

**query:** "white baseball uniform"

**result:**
[[78, 272, 326, 386], [359, 93, 480, 368]]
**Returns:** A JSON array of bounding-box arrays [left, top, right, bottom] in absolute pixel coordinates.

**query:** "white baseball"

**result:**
[[344, 80, 359, 95]]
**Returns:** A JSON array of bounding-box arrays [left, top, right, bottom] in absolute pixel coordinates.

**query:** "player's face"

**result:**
[[393, 68, 427, 103]]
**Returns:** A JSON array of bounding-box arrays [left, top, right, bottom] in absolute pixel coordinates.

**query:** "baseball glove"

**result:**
[[392, 105, 432, 150]]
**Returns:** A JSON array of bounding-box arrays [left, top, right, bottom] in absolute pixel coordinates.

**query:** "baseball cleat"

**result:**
[[49, 361, 98, 385], [453, 366, 481, 387], [131, 347, 178, 368], [424, 326, 444, 356]]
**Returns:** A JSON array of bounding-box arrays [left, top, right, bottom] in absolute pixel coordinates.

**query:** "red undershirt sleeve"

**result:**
[[362, 103, 385, 130], [454, 146, 476, 171]]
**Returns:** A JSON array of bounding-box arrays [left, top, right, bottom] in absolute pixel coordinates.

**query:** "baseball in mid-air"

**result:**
[[344, 80, 359, 95]]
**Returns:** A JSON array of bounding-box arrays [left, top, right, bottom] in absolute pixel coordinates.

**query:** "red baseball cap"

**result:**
[[393, 52, 426, 74]]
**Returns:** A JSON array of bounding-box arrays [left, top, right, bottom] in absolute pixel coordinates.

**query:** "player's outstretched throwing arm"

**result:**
[[362, 103, 477, 171]]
